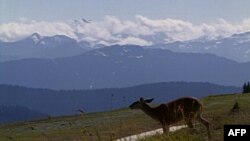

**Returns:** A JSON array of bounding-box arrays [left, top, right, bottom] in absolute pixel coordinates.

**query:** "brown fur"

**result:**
[[129, 97, 211, 139]]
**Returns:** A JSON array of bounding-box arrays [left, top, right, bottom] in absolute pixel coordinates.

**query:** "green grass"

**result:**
[[0, 108, 160, 141], [0, 93, 250, 141], [139, 93, 250, 141]]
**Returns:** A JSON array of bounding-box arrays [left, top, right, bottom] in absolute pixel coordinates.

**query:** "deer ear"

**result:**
[[145, 98, 154, 103], [140, 97, 144, 102]]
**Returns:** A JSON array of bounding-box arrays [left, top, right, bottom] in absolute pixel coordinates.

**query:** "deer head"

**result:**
[[129, 97, 154, 109]]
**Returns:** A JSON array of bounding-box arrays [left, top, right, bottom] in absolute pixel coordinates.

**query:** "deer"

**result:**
[[129, 97, 211, 139]]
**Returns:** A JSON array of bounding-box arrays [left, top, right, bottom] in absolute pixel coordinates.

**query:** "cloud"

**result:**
[[242, 19, 250, 31], [199, 19, 243, 39], [0, 20, 77, 42], [115, 37, 152, 46], [1, 16, 250, 45]]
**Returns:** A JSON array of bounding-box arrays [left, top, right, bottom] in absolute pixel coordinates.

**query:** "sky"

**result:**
[[0, 0, 250, 45], [1, 0, 250, 23]]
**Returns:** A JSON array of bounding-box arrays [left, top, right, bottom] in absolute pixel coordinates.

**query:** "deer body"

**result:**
[[129, 97, 211, 139]]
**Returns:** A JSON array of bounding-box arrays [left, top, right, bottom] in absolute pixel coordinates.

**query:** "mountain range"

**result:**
[[0, 82, 240, 116], [0, 45, 249, 89], [153, 32, 250, 62], [1, 32, 250, 62], [0, 33, 92, 62]]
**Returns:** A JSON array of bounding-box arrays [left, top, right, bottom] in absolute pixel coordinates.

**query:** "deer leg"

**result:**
[[197, 115, 211, 140], [162, 123, 169, 136], [185, 118, 194, 128]]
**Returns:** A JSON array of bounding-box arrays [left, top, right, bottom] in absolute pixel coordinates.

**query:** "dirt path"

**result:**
[[116, 125, 187, 141]]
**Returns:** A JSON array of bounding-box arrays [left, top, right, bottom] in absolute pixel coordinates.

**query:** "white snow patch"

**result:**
[[204, 46, 210, 50], [116, 125, 187, 141], [136, 55, 143, 59], [128, 55, 143, 59], [30, 34, 42, 44], [215, 41, 222, 44], [123, 48, 129, 53], [178, 44, 186, 48], [40, 41, 46, 45], [237, 39, 250, 43], [94, 51, 108, 57]]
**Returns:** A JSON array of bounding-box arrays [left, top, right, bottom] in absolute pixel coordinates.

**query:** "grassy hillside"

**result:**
[[0, 93, 249, 141]]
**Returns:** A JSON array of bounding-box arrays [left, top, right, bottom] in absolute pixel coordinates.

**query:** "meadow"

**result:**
[[0, 93, 249, 141]]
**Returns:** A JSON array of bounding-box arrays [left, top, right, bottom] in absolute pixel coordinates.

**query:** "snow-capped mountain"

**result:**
[[0, 33, 91, 62], [26, 33, 80, 47], [1, 31, 250, 62], [153, 32, 250, 62], [29, 33, 43, 43]]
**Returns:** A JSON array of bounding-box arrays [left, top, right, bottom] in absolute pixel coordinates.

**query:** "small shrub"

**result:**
[[230, 102, 240, 113]]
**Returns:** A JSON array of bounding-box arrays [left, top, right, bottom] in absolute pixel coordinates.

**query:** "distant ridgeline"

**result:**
[[1, 45, 250, 89], [0, 105, 48, 124], [0, 82, 240, 117]]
